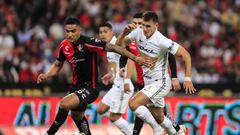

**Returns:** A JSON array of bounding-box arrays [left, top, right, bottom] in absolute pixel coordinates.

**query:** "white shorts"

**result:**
[[102, 83, 134, 114], [141, 78, 171, 108]]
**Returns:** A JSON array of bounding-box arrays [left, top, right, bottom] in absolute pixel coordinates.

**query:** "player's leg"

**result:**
[[46, 106, 69, 135], [132, 84, 144, 135], [109, 113, 132, 135], [128, 92, 163, 135], [97, 88, 113, 117], [72, 86, 99, 135], [164, 107, 186, 134], [97, 102, 110, 117], [71, 110, 91, 135], [149, 106, 177, 134], [46, 93, 80, 135], [132, 116, 144, 135], [110, 86, 134, 135], [147, 79, 178, 134]]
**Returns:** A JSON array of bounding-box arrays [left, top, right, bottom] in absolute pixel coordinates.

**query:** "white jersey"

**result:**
[[127, 28, 179, 85]]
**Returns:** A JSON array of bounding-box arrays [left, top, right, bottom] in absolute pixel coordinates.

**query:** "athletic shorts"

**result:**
[[69, 85, 99, 111], [140, 78, 171, 108], [102, 83, 134, 114]]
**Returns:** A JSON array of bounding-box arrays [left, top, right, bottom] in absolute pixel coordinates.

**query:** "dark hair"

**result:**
[[64, 16, 80, 26], [143, 11, 158, 22], [99, 22, 112, 29], [133, 13, 143, 19]]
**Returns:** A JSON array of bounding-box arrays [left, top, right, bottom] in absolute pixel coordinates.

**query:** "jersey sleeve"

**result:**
[[82, 36, 107, 51], [160, 35, 180, 55], [55, 47, 66, 62], [126, 28, 140, 41]]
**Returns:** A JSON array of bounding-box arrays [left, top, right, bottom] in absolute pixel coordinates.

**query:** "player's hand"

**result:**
[[124, 79, 131, 94], [123, 23, 137, 35], [171, 78, 181, 91], [119, 68, 125, 78], [101, 72, 113, 85], [37, 73, 48, 84], [135, 56, 152, 68], [183, 80, 197, 94]]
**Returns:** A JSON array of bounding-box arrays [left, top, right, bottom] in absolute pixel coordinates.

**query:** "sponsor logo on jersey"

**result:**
[[139, 39, 144, 42], [139, 46, 157, 54]]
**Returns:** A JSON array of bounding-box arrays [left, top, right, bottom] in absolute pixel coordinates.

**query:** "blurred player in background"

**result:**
[[37, 17, 148, 135], [97, 22, 134, 135], [117, 11, 196, 135]]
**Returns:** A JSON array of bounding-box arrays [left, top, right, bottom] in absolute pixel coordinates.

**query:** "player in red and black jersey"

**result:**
[[37, 17, 149, 135]]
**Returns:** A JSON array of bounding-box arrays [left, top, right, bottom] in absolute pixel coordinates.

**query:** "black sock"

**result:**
[[132, 116, 144, 135], [73, 116, 91, 135], [47, 107, 69, 135]]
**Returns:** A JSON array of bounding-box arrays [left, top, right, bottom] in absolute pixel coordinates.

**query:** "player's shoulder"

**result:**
[[59, 39, 69, 47], [152, 30, 169, 43]]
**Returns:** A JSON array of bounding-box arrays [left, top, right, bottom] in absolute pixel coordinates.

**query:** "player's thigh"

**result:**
[[60, 93, 80, 110], [101, 87, 115, 107], [129, 91, 151, 110], [74, 86, 99, 105], [98, 102, 110, 114]]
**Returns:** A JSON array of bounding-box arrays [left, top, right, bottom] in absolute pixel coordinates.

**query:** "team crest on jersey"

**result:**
[[77, 44, 83, 51], [65, 45, 69, 51]]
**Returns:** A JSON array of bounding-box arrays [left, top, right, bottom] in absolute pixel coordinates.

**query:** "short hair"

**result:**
[[99, 22, 112, 29], [143, 11, 158, 22], [64, 16, 80, 26], [133, 13, 143, 19]]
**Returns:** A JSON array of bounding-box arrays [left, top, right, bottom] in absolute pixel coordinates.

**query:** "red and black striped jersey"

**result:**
[[128, 42, 144, 86], [56, 35, 107, 88]]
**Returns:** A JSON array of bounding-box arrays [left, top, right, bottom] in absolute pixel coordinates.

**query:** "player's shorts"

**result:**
[[69, 84, 99, 111], [140, 77, 171, 108], [102, 83, 134, 114]]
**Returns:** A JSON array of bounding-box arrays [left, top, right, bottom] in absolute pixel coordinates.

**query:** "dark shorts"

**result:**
[[69, 85, 99, 111], [136, 83, 144, 91]]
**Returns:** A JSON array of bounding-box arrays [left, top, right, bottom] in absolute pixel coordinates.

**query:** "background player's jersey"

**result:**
[[106, 36, 122, 84], [128, 42, 144, 86], [56, 35, 107, 88], [127, 28, 179, 85]]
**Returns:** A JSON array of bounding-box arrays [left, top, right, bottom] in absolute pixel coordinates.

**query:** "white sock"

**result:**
[[160, 116, 177, 134], [112, 117, 132, 135], [134, 106, 163, 135], [101, 111, 110, 118]]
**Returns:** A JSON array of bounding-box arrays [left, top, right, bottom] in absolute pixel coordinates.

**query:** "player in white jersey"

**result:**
[[118, 11, 196, 135], [97, 22, 134, 135]]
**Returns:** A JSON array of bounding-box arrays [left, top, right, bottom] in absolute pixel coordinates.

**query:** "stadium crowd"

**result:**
[[0, 0, 240, 84]]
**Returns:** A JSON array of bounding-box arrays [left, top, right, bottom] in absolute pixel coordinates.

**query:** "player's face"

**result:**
[[142, 20, 158, 39], [133, 18, 142, 28], [64, 24, 81, 43], [99, 26, 114, 42]]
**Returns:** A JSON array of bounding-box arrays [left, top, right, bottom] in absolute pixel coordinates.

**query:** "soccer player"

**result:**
[[37, 17, 148, 135], [118, 13, 185, 135], [97, 22, 134, 135], [118, 11, 196, 135]]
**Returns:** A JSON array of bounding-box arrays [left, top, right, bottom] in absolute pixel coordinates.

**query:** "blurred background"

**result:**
[[0, 0, 239, 135]]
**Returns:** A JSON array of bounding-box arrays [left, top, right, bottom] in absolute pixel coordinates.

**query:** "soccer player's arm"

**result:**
[[123, 59, 135, 93], [37, 48, 65, 84], [175, 45, 196, 94], [115, 23, 137, 47]]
